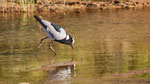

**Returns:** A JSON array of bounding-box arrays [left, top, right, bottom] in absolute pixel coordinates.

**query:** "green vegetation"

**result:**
[[1, 0, 35, 12], [20, 0, 35, 11]]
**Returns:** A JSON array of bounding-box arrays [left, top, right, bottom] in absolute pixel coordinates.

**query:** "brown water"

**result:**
[[1, 9, 150, 84]]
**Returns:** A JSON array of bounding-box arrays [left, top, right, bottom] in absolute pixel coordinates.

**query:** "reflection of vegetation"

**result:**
[[0, 53, 48, 84], [92, 40, 150, 76], [0, 14, 44, 83], [128, 43, 149, 70], [1, 10, 150, 84]]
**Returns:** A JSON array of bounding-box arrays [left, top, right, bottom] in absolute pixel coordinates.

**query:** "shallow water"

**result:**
[[1, 9, 150, 84]]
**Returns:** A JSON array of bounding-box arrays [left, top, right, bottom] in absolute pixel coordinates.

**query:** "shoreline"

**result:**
[[0, 0, 150, 13]]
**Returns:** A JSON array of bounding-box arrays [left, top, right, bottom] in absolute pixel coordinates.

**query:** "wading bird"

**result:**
[[34, 15, 74, 59]]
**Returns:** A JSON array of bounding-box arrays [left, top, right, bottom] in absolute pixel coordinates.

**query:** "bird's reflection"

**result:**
[[49, 64, 76, 80]]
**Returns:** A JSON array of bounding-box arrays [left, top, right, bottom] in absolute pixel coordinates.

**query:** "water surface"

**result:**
[[1, 9, 150, 84]]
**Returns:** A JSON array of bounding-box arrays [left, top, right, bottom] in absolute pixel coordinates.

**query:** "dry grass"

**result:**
[[0, 0, 150, 13]]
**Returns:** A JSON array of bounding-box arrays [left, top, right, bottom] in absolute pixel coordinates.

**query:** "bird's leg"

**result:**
[[49, 41, 57, 55], [35, 36, 48, 61]]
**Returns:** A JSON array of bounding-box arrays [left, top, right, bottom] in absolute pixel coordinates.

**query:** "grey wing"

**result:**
[[53, 28, 67, 40], [42, 20, 67, 40], [51, 23, 61, 32]]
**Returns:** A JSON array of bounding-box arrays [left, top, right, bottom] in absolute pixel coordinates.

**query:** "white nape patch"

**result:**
[[72, 38, 75, 44], [66, 35, 70, 40]]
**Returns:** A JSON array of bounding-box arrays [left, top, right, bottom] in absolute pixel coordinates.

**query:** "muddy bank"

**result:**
[[0, 0, 150, 13]]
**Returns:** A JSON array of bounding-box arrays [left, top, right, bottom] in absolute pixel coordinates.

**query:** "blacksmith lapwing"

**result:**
[[34, 15, 74, 58]]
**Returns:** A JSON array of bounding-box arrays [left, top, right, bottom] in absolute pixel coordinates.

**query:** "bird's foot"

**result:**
[[53, 52, 57, 56], [69, 57, 74, 62], [35, 54, 40, 63]]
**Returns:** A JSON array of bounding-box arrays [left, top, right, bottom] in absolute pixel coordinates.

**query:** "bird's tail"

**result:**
[[34, 15, 41, 22], [34, 15, 47, 28]]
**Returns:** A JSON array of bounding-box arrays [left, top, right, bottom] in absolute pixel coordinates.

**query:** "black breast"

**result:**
[[55, 35, 73, 45]]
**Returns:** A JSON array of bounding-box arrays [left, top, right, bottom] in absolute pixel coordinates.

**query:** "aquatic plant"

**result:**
[[20, 0, 27, 11], [20, 0, 35, 12], [11, 0, 14, 7], [2, 0, 7, 13], [1, 0, 35, 12]]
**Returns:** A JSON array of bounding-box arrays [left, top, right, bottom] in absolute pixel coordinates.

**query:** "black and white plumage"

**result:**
[[34, 15, 74, 58]]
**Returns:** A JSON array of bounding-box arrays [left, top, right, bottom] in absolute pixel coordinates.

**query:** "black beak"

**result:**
[[70, 45, 73, 49]]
